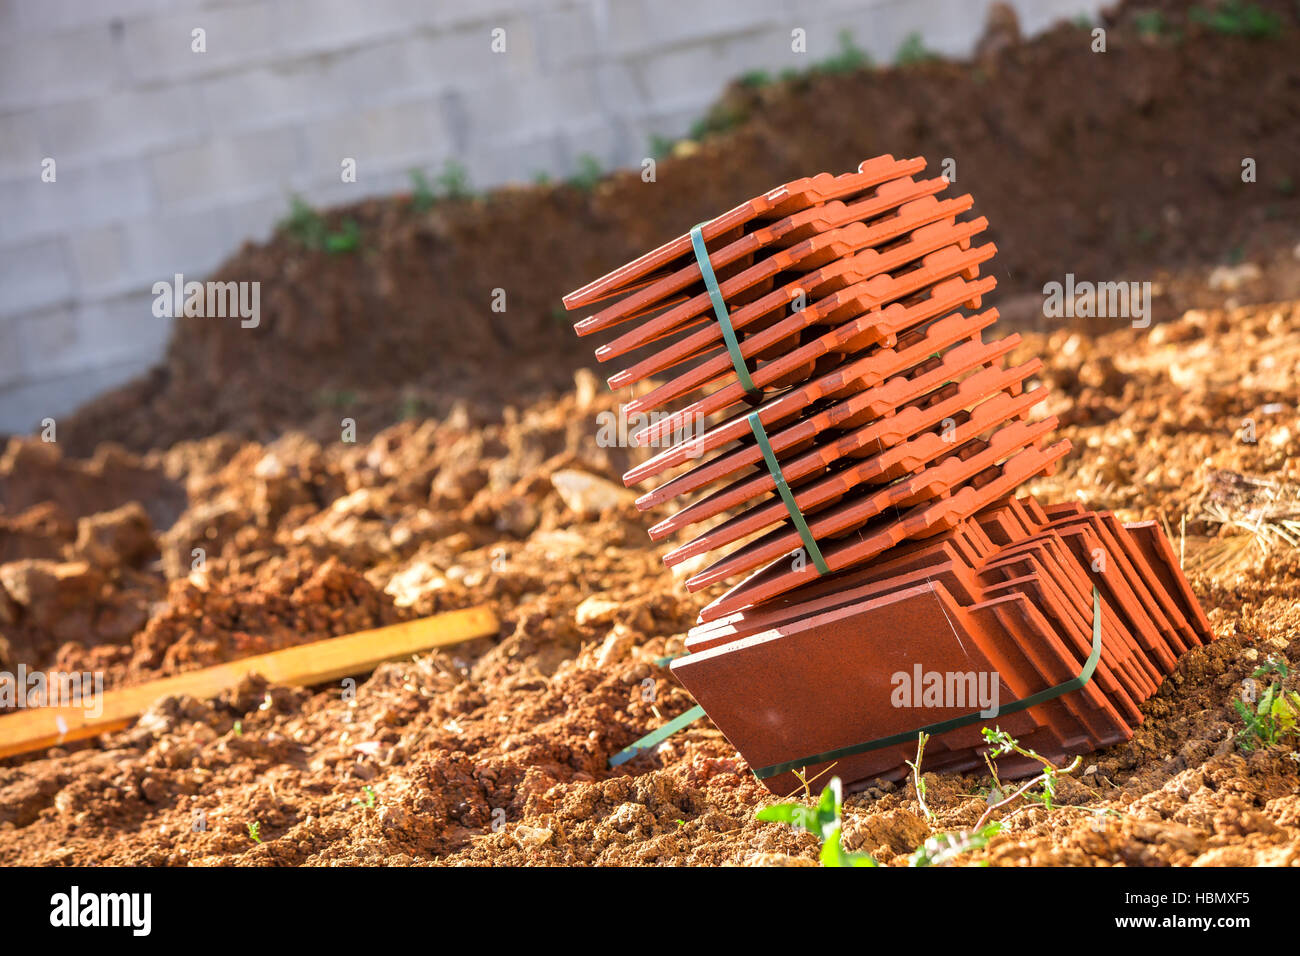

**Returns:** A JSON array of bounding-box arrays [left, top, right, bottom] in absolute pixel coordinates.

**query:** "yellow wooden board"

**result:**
[[0, 604, 498, 760]]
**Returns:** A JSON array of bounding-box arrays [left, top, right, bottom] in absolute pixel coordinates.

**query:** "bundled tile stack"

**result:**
[[563, 156, 1211, 793]]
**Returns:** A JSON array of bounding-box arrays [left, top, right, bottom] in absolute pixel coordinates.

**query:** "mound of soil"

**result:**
[[55, 0, 1300, 456]]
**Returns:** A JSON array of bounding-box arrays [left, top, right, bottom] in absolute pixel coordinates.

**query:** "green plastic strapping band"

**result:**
[[690, 224, 757, 394], [753, 586, 1105, 780], [748, 411, 830, 575], [609, 705, 706, 768]]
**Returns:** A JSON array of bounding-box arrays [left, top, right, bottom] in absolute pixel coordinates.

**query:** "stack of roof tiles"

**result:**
[[563, 156, 1212, 793]]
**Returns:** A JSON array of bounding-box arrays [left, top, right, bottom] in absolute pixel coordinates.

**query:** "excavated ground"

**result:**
[[1, 0, 1298, 865]]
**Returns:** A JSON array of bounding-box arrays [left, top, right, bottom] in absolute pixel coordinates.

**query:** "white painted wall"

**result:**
[[0, 0, 1104, 432]]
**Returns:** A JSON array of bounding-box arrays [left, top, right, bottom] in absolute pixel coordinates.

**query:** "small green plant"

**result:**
[[568, 153, 604, 192], [756, 777, 879, 867], [905, 731, 937, 823], [738, 69, 772, 88], [408, 160, 474, 212], [894, 31, 937, 66], [282, 195, 326, 247], [911, 728, 1080, 865], [353, 785, 377, 808], [436, 160, 472, 200], [1190, 1, 1282, 37], [980, 727, 1081, 813], [908, 822, 1002, 867], [409, 168, 436, 211], [1234, 659, 1300, 750], [248, 821, 262, 843], [755, 730, 1085, 867], [814, 29, 873, 75], [647, 133, 675, 159], [1133, 9, 1167, 37], [323, 217, 361, 254], [280, 195, 362, 254], [232, 719, 242, 736]]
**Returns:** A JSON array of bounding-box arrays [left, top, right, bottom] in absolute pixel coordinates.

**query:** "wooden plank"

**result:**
[[0, 604, 499, 760]]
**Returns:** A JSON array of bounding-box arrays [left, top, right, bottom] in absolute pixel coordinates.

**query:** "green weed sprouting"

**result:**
[[908, 822, 1002, 867], [1190, 1, 1283, 38], [647, 134, 675, 160], [409, 169, 436, 211], [755, 777, 879, 867], [755, 728, 1084, 867], [323, 218, 361, 254], [436, 160, 472, 199], [1234, 659, 1300, 751], [1133, 10, 1167, 38], [353, 785, 377, 809], [894, 32, 937, 66], [248, 821, 262, 843], [568, 154, 604, 192], [410, 161, 474, 211], [814, 30, 873, 75], [280, 195, 362, 254]]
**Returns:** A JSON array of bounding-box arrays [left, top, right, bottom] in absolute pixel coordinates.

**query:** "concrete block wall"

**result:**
[[0, 0, 1104, 433]]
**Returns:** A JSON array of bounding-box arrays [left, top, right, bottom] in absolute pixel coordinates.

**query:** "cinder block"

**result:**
[[0, 111, 47, 180], [11, 304, 83, 378], [0, 314, 26, 386], [630, 42, 736, 116], [67, 222, 148, 298], [0, 25, 126, 111], [121, 4, 279, 84], [271, 0, 424, 56], [0, 236, 74, 319], [458, 67, 603, 150], [425, 0, 530, 30], [460, 132, 563, 188], [121, 205, 237, 284], [0, 356, 158, 434], [589, 60, 645, 120], [47, 295, 172, 374], [150, 126, 302, 209], [402, 17, 537, 91], [224, 191, 293, 248], [202, 63, 335, 133], [300, 100, 451, 173], [8, 0, 195, 37], [35, 294, 172, 376], [0, 157, 154, 245], [535, 3, 600, 72], [321, 37, 420, 108], [556, 118, 627, 176], [606, 0, 784, 56], [40, 86, 203, 163]]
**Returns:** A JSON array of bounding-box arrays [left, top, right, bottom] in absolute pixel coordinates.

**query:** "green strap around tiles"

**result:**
[[609, 705, 706, 768], [753, 585, 1105, 780], [748, 411, 830, 575], [690, 223, 757, 394]]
